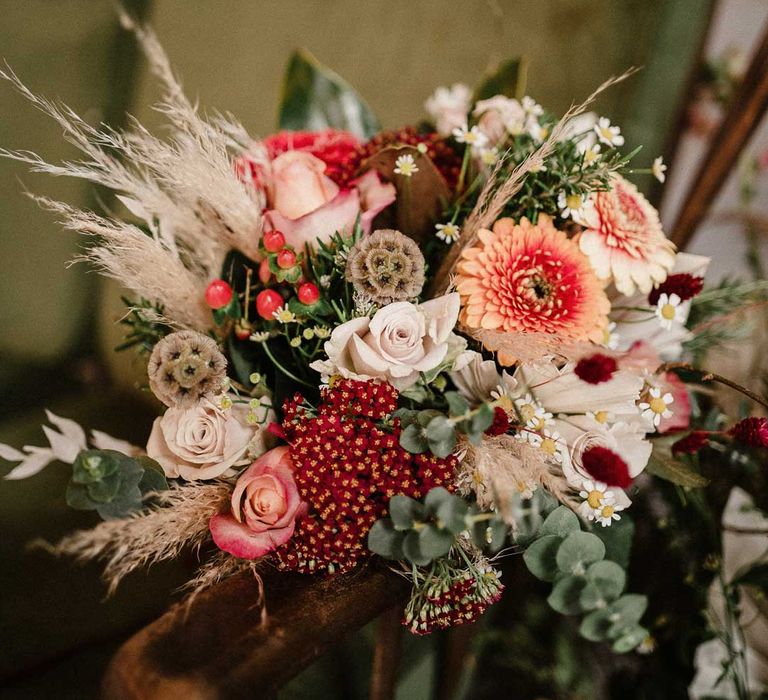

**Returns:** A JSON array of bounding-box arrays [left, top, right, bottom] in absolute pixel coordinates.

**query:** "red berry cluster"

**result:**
[[581, 445, 632, 488], [648, 274, 705, 306], [275, 379, 458, 574], [729, 417, 768, 448], [574, 353, 618, 384], [335, 127, 463, 189], [406, 572, 504, 635]]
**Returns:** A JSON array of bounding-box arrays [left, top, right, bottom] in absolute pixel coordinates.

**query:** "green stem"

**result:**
[[262, 342, 314, 388]]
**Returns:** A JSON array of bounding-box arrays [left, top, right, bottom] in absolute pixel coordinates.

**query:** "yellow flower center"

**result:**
[[601, 505, 615, 518], [566, 194, 582, 210], [660, 303, 676, 320], [599, 127, 613, 141], [496, 396, 513, 412], [587, 490, 604, 509], [649, 397, 667, 414], [519, 404, 536, 422], [540, 437, 557, 455], [594, 410, 609, 424]]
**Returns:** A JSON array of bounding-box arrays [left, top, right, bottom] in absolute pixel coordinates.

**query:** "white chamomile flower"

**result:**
[[319, 274, 332, 288], [416, 142, 428, 154], [652, 156, 667, 183], [452, 124, 489, 149], [538, 429, 565, 464], [314, 326, 330, 339], [249, 331, 271, 342], [514, 394, 552, 433], [557, 191, 589, 220], [393, 154, 419, 177], [581, 143, 602, 165], [586, 410, 613, 425], [594, 501, 625, 527], [435, 221, 460, 244], [479, 146, 499, 166], [655, 292, 685, 330], [638, 387, 674, 427], [594, 117, 625, 147], [579, 479, 614, 518], [529, 160, 548, 173], [601, 321, 620, 350], [521, 96, 544, 118], [273, 306, 297, 324], [526, 119, 548, 142], [516, 479, 537, 500]]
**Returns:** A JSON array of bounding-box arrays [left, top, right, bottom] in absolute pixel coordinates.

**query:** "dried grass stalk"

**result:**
[[430, 68, 639, 296], [180, 550, 252, 598], [41, 481, 232, 595]]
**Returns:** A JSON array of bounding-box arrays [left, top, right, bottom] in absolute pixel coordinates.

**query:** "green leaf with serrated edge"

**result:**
[[523, 534, 563, 582], [645, 451, 709, 487], [539, 506, 580, 538], [402, 530, 432, 567], [585, 560, 626, 602], [474, 57, 525, 102], [579, 608, 614, 642], [611, 625, 649, 654], [400, 423, 429, 454], [418, 525, 455, 560], [556, 532, 606, 575], [445, 391, 470, 417], [65, 482, 98, 511], [435, 495, 468, 535], [279, 49, 381, 138], [389, 495, 425, 531], [548, 575, 588, 615], [367, 519, 404, 559]]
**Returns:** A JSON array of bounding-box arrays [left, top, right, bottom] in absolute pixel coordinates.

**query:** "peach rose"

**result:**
[[209, 446, 306, 559], [147, 397, 266, 480]]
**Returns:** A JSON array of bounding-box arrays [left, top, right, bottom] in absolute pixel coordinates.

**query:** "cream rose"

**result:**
[[147, 397, 269, 480], [311, 293, 460, 390]]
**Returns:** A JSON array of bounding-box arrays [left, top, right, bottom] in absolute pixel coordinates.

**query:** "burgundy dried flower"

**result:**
[[648, 274, 705, 306], [671, 431, 710, 455], [485, 407, 511, 436], [581, 445, 632, 488], [729, 417, 768, 448], [574, 354, 618, 384], [275, 379, 457, 575]]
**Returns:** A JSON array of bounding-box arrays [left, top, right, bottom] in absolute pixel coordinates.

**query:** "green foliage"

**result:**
[[116, 297, 170, 353], [279, 49, 380, 138], [66, 449, 167, 520], [521, 506, 648, 654], [646, 448, 709, 488], [474, 57, 526, 101], [367, 487, 507, 567]]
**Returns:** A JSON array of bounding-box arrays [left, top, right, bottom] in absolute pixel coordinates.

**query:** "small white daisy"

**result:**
[[319, 274, 332, 288], [601, 321, 620, 350], [393, 154, 419, 177], [478, 145, 499, 166], [581, 143, 602, 165], [654, 292, 685, 330], [435, 221, 460, 244], [586, 410, 613, 425], [521, 96, 544, 118], [514, 394, 553, 433], [273, 306, 297, 324], [652, 156, 667, 183], [538, 429, 566, 464], [578, 479, 614, 519], [516, 479, 537, 500], [526, 119, 548, 142], [594, 501, 625, 527], [452, 124, 489, 148], [594, 117, 625, 147], [557, 191, 589, 220], [249, 331, 271, 342], [638, 387, 674, 427]]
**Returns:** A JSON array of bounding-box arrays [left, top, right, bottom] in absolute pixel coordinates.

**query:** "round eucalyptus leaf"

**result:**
[[556, 531, 606, 575], [418, 524, 454, 560], [367, 519, 404, 559], [611, 624, 649, 654], [523, 534, 563, 582], [585, 560, 626, 603], [579, 608, 613, 642], [547, 575, 588, 615], [400, 424, 429, 454], [539, 506, 580, 538], [389, 495, 425, 531], [402, 530, 432, 567], [606, 594, 648, 637]]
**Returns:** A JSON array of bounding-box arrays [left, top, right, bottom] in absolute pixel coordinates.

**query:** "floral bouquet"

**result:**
[[2, 15, 767, 671]]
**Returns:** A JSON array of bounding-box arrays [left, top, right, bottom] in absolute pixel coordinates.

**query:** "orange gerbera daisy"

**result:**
[[455, 215, 610, 344]]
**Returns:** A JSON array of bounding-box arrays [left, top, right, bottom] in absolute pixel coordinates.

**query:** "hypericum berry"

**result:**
[[263, 230, 286, 253], [234, 322, 251, 340], [581, 445, 632, 488], [574, 354, 618, 384], [297, 282, 320, 305], [729, 417, 768, 448], [256, 289, 283, 320], [258, 258, 272, 285], [277, 249, 297, 269], [204, 279, 233, 309], [648, 274, 704, 306]]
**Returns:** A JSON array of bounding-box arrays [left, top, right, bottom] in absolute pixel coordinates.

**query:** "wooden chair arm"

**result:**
[[102, 563, 409, 700]]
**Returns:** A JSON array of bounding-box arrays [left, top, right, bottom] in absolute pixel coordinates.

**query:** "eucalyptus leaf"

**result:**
[[86, 472, 122, 503], [402, 530, 432, 567], [389, 495, 425, 531], [65, 482, 98, 511], [418, 525, 455, 560], [579, 607, 614, 642], [611, 624, 649, 654], [279, 49, 380, 138], [368, 519, 404, 559], [445, 391, 470, 417], [548, 575, 588, 615], [435, 495, 468, 535], [539, 506, 580, 538], [645, 451, 709, 488], [400, 423, 429, 454], [556, 532, 606, 575], [523, 534, 563, 582], [585, 560, 626, 603], [594, 513, 634, 568], [606, 595, 649, 637], [425, 416, 457, 458]]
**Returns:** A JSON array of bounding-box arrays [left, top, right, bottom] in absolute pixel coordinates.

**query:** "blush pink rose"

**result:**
[[209, 446, 306, 559]]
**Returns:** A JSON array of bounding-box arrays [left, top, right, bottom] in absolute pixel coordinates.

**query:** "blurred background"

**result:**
[[1, 1, 767, 698]]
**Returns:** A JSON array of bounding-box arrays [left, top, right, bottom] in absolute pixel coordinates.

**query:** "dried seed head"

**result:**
[[147, 330, 227, 407], [345, 229, 425, 304]]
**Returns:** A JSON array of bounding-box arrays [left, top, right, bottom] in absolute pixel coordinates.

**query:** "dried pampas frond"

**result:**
[[41, 481, 231, 594], [430, 68, 639, 296], [0, 16, 266, 326], [180, 550, 253, 599], [458, 436, 579, 523]]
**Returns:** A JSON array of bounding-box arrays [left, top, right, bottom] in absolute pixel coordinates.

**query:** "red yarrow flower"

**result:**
[[729, 417, 768, 448], [574, 354, 618, 384], [671, 431, 710, 455], [648, 273, 705, 306], [581, 445, 632, 488]]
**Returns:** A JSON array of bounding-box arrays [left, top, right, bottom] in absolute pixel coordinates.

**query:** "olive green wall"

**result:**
[[0, 0, 709, 380]]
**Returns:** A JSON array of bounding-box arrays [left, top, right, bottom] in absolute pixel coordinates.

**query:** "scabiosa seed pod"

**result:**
[[574, 353, 618, 384], [729, 417, 768, 448], [345, 228, 426, 304], [147, 330, 227, 407], [581, 445, 632, 488], [648, 273, 704, 306]]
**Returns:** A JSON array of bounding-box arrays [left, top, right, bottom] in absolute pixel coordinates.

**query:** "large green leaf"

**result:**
[[279, 49, 380, 138], [646, 451, 709, 488], [474, 57, 527, 102]]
